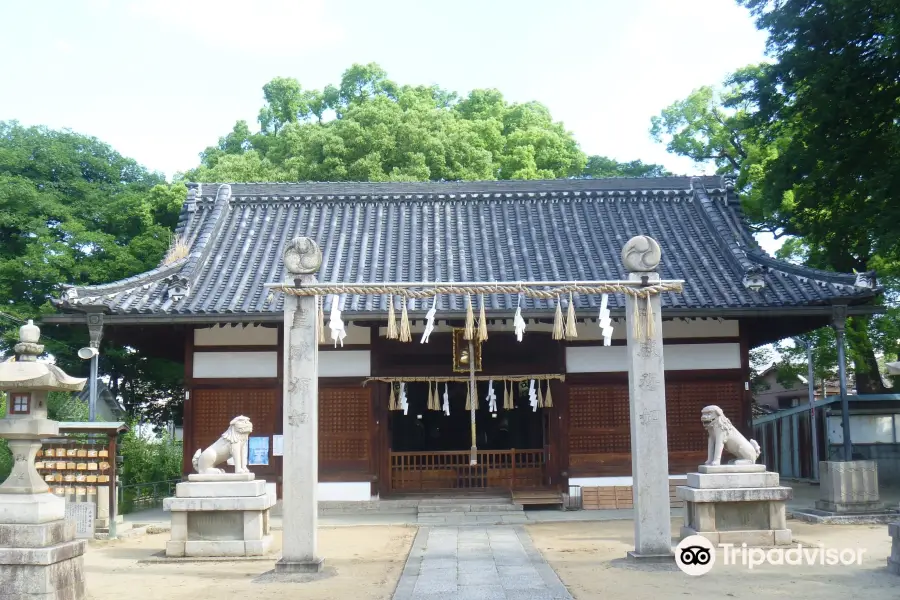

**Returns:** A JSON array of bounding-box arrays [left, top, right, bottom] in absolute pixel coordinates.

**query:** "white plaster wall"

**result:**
[[565, 343, 741, 373], [192, 351, 278, 378], [319, 350, 371, 377], [319, 324, 371, 346], [194, 324, 278, 346], [827, 414, 900, 445], [570, 475, 687, 487], [318, 481, 372, 501]]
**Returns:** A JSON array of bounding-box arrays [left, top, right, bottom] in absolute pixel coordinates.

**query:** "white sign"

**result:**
[[272, 435, 284, 457], [65, 502, 96, 539]]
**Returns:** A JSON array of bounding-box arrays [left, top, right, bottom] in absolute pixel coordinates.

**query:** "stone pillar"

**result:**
[[622, 236, 673, 559], [832, 305, 852, 460], [888, 522, 899, 575], [275, 237, 325, 574]]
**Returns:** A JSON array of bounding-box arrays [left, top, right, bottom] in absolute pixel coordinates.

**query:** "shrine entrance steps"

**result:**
[[416, 495, 526, 525]]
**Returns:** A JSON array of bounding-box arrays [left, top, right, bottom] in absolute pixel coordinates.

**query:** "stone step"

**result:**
[[417, 503, 521, 514], [94, 524, 148, 540], [417, 513, 528, 525], [416, 497, 511, 505]]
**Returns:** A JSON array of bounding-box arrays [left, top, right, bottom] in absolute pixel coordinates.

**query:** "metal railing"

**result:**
[[118, 478, 180, 514]]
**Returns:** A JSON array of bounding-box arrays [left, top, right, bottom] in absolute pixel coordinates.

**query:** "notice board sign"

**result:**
[[65, 502, 96, 539]]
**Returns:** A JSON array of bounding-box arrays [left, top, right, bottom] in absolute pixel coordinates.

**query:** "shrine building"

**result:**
[[45, 177, 880, 502]]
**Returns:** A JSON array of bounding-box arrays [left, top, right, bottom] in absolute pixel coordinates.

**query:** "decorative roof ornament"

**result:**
[[853, 270, 877, 290], [742, 266, 768, 292], [283, 237, 323, 275], [163, 275, 190, 301], [622, 235, 661, 272]]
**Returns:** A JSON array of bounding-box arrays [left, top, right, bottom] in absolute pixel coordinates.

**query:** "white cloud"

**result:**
[[127, 0, 344, 53]]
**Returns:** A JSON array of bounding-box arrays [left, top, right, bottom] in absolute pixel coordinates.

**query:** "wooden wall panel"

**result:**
[[319, 386, 371, 477], [567, 378, 744, 476]]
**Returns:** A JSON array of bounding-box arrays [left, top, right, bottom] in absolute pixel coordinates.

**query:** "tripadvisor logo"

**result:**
[[675, 535, 867, 575]]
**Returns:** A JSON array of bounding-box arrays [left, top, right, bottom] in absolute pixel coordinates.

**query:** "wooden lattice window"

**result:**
[[319, 387, 370, 470], [568, 384, 630, 455]]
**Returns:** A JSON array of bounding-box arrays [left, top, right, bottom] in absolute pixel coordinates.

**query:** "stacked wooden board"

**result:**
[[581, 479, 686, 510]]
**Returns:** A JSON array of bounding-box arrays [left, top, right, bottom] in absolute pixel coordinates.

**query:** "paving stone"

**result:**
[[393, 526, 572, 600], [457, 585, 507, 600]]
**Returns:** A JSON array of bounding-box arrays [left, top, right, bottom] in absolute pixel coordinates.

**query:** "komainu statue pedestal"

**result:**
[[677, 464, 793, 546], [888, 522, 900, 575], [163, 473, 276, 558], [163, 416, 275, 558]]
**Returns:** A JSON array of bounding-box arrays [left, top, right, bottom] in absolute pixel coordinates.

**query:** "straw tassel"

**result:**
[[399, 297, 412, 342], [645, 296, 655, 341], [434, 382, 441, 410], [477, 295, 488, 342], [464, 294, 475, 340], [465, 386, 471, 410], [552, 295, 564, 340], [387, 296, 398, 340], [389, 384, 397, 411], [538, 382, 544, 408], [632, 296, 644, 341], [565, 292, 578, 339], [427, 382, 434, 410], [318, 296, 326, 343], [544, 381, 553, 408]]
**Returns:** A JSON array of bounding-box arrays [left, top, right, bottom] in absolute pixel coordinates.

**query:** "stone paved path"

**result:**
[[392, 526, 572, 600]]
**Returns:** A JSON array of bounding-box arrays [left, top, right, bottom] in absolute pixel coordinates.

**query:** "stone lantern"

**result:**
[[0, 320, 88, 600]]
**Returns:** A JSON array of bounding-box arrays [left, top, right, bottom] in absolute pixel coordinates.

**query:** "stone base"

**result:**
[[0, 519, 86, 600], [166, 535, 274, 557], [681, 525, 792, 546], [789, 507, 899, 525], [888, 522, 899, 576], [815, 499, 885, 513], [0, 493, 65, 525], [677, 469, 791, 548], [275, 557, 325, 573], [625, 550, 674, 562], [164, 482, 276, 559], [698, 464, 766, 474], [187, 473, 255, 482], [819, 460, 880, 509]]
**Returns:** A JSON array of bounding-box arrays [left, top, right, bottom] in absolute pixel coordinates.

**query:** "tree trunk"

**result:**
[[846, 316, 888, 393]]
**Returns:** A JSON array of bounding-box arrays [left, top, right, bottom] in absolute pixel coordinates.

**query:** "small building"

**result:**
[[45, 177, 880, 501], [753, 364, 842, 411]]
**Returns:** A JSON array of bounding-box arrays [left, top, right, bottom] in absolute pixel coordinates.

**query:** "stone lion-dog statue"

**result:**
[[192, 415, 253, 474], [701, 405, 761, 466]]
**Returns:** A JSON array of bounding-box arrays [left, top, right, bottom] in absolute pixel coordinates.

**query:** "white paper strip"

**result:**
[[598, 293, 613, 346], [528, 379, 538, 412], [513, 306, 527, 342], [329, 295, 347, 347], [487, 380, 497, 413], [399, 382, 409, 415], [442, 383, 450, 416], [421, 297, 437, 344]]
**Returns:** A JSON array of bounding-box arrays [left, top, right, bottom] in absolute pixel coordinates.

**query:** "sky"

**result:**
[[1, 0, 778, 248]]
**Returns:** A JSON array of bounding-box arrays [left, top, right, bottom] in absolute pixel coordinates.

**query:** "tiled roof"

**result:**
[[52, 177, 879, 318]]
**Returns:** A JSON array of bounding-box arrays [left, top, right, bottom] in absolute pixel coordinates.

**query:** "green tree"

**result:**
[[0, 121, 186, 421]]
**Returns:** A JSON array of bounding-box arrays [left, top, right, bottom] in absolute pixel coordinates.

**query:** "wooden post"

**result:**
[[107, 432, 118, 540], [468, 340, 477, 466]]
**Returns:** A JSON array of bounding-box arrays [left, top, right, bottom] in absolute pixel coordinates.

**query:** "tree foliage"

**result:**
[[0, 121, 186, 420], [187, 63, 667, 184], [650, 1, 900, 392]]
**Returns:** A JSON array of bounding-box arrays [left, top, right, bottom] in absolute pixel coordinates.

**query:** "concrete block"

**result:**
[[769, 502, 787, 530], [187, 473, 255, 482], [0, 493, 65, 525], [697, 464, 766, 474], [0, 578, 85, 600], [888, 522, 900, 538], [0, 521, 73, 549], [774, 529, 792, 545], [819, 460, 880, 508], [0, 554, 84, 595], [686, 472, 779, 489], [680, 526, 719, 545], [717, 530, 775, 546], [165, 541, 185, 558], [687, 502, 715, 531], [274, 557, 325, 573], [0, 540, 86, 566], [163, 494, 276, 512], [170, 512, 187, 541], [175, 480, 266, 498], [244, 536, 274, 556], [677, 486, 792, 503], [184, 540, 246, 557], [243, 511, 263, 541]]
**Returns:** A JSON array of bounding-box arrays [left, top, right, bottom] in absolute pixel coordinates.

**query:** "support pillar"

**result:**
[[622, 236, 673, 560], [275, 237, 325, 574], [832, 305, 852, 461]]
